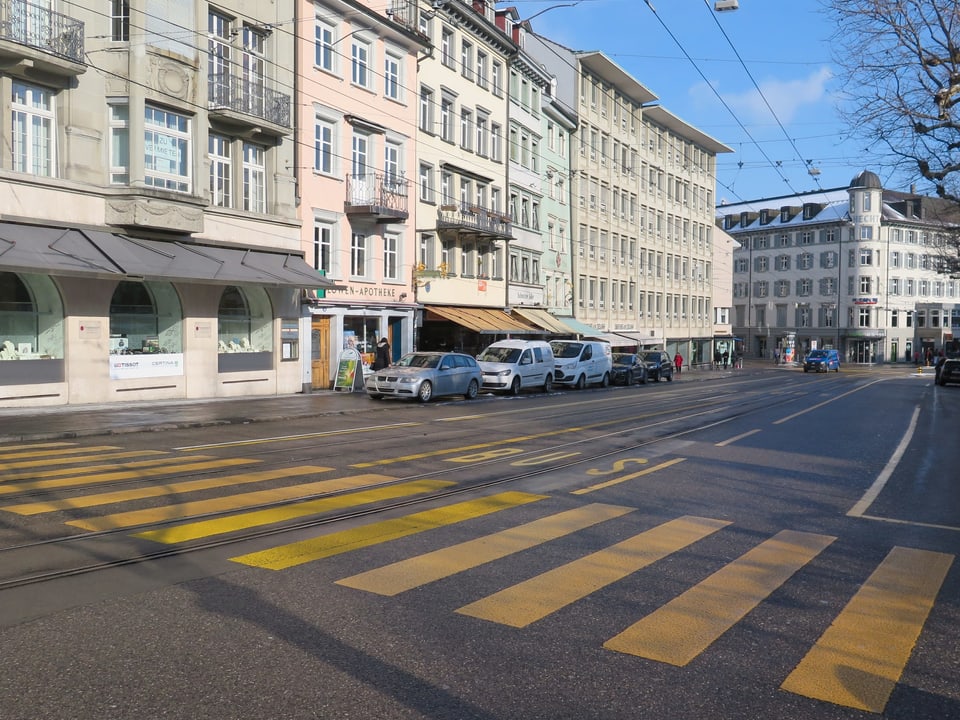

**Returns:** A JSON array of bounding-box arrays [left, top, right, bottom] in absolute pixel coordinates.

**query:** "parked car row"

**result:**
[[365, 340, 677, 402]]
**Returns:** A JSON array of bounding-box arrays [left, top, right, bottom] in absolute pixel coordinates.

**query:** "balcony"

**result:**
[[385, 0, 419, 34], [437, 202, 512, 241], [0, 0, 85, 77], [345, 173, 410, 222], [208, 73, 291, 137]]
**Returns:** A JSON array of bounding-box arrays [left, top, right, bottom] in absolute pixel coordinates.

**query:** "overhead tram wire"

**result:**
[[641, 0, 803, 205]]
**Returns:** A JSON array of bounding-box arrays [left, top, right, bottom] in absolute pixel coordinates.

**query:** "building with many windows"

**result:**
[[721, 170, 960, 364], [0, 0, 335, 407], [297, 0, 426, 389], [528, 37, 731, 365]]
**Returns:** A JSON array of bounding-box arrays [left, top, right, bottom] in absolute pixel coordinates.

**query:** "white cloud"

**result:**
[[719, 66, 834, 124]]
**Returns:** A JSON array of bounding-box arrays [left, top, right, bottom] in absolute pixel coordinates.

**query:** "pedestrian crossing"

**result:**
[[0, 441, 955, 714]]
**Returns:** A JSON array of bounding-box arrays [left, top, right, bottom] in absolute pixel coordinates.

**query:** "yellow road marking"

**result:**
[[69, 473, 410, 534], [0, 441, 77, 451], [231, 491, 546, 571], [781, 546, 953, 713], [337, 503, 635, 596], [604, 530, 836, 665], [2, 465, 334, 515], [572, 458, 686, 495], [457, 515, 730, 628], [0, 457, 255, 494], [0, 450, 167, 475], [0, 445, 121, 460]]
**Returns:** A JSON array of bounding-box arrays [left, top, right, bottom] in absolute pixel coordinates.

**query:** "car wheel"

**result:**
[[666, 371, 673, 382], [574, 374, 586, 390], [543, 375, 553, 393], [417, 381, 433, 403], [600, 372, 610, 388], [368, 394, 383, 400], [803, 368, 808, 373], [509, 376, 522, 396], [464, 379, 479, 400]]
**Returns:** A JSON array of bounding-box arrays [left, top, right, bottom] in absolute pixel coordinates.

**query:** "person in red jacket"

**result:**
[[674, 352, 683, 375]]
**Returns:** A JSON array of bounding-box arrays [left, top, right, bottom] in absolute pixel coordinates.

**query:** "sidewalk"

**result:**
[[0, 359, 796, 445]]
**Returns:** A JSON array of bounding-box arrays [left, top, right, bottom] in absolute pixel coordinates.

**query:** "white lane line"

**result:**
[[847, 405, 920, 518], [715, 429, 761, 447]]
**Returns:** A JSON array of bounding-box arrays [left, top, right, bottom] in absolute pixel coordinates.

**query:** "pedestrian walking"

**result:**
[[372, 337, 391, 370], [674, 353, 683, 375], [774, 349, 780, 365], [722, 350, 729, 368]]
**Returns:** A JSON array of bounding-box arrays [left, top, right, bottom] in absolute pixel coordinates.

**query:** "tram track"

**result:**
[[0, 374, 841, 591]]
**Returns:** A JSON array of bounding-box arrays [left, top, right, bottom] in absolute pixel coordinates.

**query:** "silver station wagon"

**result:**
[[365, 351, 482, 403]]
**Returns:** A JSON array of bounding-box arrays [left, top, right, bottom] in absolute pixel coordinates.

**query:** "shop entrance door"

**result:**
[[311, 317, 331, 389]]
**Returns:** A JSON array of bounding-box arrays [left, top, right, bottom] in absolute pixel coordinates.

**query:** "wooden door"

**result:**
[[311, 317, 331, 389]]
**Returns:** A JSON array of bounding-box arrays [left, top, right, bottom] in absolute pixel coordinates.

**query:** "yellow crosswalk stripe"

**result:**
[[231, 491, 547, 571], [0, 445, 122, 460], [0, 457, 256, 494], [603, 530, 836, 665], [0, 450, 167, 474], [0, 442, 77, 452], [337, 502, 636, 596], [2, 465, 335, 515], [68, 473, 412, 534], [781, 546, 953, 713], [457, 515, 730, 628]]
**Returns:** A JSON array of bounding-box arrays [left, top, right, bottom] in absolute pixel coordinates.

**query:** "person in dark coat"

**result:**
[[372, 337, 391, 370]]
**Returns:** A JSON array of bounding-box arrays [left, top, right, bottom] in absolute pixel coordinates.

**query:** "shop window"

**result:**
[[108, 281, 183, 355], [217, 285, 272, 372], [0, 272, 64, 360]]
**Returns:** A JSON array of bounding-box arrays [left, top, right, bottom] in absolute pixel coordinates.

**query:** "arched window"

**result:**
[[108, 281, 182, 354], [0, 271, 64, 361], [217, 285, 272, 372]]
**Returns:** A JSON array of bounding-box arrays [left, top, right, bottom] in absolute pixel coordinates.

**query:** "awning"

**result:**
[[589, 332, 639, 348], [512, 307, 582, 335], [425, 305, 540, 334], [618, 331, 664, 347], [0, 221, 339, 289]]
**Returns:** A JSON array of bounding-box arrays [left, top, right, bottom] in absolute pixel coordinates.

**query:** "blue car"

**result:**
[[802, 349, 840, 373]]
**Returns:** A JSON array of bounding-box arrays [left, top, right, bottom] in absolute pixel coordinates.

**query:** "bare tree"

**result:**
[[827, 0, 960, 274]]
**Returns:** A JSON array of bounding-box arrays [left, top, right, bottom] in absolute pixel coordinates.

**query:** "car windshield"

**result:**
[[478, 347, 521, 363], [552, 342, 583, 359], [639, 352, 659, 362], [807, 350, 827, 358], [612, 354, 635, 364], [396, 353, 440, 369]]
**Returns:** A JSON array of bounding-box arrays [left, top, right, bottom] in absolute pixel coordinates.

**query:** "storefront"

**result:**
[[0, 222, 336, 407]]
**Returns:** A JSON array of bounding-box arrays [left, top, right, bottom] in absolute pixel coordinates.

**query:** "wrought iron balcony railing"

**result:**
[[0, 0, 84, 64], [437, 201, 512, 238], [208, 73, 291, 129], [345, 173, 410, 220]]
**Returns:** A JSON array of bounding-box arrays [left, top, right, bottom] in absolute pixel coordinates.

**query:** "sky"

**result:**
[[513, 0, 898, 206]]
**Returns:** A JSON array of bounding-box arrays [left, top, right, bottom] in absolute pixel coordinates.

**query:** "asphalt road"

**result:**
[[0, 369, 957, 720]]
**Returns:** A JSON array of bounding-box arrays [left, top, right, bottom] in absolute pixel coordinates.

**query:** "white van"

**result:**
[[550, 339, 612, 389], [477, 339, 555, 394]]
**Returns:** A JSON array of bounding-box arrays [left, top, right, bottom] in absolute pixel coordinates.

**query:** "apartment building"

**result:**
[[298, 0, 426, 389], [721, 170, 960, 364], [529, 37, 731, 365], [0, 0, 335, 407], [412, 0, 539, 355]]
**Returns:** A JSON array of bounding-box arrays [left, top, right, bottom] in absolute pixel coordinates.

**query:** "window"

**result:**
[[860, 225, 873, 240], [460, 108, 472, 150], [441, 29, 454, 67], [218, 286, 271, 355], [313, 220, 334, 274], [460, 40, 473, 80], [351, 37, 372, 89], [384, 51, 402, 101], [112, 0, 130, 41], [440, 96, 454, 141], [476, 51, 487, 88], [109, 102, 129, 184], [351, 233, 368, 277], [419, 163, 433, 202], [492, 61, 503, 96], [144, 104, 189, 192], [859, 248, 873, 265], [209, 133, 231, 207], [315, 17, 335, 71], [314, 117, 334, 175], [419, 233, 434, 267], [858, 307, 871, 327], [384, 141, 401, 184], [12, 82, 55, 177], [383, 235, 399, 281], [419, 86, 433, 132], [242, 142, 265, 213]]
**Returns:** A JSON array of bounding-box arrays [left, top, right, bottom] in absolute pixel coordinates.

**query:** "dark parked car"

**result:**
[[639, 350, 673, 382], [611, 353, 648, 385], [365, 352, 481, 402], [936, 357, 960, 386]]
